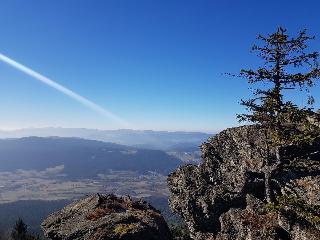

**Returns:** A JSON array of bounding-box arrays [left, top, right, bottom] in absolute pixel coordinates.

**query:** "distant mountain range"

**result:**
[[0, 131, 208, 236], [0, 128, 212, 150], [0, 137, 182, 177]]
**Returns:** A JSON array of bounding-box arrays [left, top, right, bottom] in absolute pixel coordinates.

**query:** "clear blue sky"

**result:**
[[0, 0, 319, 132]]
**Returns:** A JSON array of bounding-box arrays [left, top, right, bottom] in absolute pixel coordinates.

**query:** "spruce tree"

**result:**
[[11, 218, 28, 240], [238, 27, 320, 202], [11, 219, 39, 240]]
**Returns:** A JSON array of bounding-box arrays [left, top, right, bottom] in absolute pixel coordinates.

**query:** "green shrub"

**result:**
[[266, 195, 320, 225]]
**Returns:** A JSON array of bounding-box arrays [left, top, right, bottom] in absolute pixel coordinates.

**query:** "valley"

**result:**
[[0, 133, 204, 236], [0, 169, 168, 204]]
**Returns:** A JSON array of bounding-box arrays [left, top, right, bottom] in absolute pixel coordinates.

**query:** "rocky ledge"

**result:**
[[42, 194, 171, 240], [168, 125, 320, 240]]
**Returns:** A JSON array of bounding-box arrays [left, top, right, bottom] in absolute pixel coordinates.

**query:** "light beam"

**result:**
[[0, 53, 130, 128]]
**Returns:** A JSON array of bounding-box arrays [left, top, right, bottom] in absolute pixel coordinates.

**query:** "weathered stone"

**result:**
[[168, 125, 320, 240], [42, 194, 171, 240]]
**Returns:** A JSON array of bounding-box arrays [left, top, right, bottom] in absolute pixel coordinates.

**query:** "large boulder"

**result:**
[[168, 125, 320, 240], [42, 194, 171, 240]]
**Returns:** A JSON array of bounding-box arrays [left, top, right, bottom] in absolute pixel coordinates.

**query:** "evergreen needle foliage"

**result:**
[[266, 195, 320, 226], [11, 219, 40, 240], [239, 27, 320, 145], [236, 27, 320, 203]]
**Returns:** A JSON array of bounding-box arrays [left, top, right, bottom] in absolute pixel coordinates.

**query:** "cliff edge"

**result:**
[[168, 125, 320, 240]]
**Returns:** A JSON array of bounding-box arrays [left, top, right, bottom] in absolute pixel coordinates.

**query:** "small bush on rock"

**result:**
[[266, 195, 320, 226]]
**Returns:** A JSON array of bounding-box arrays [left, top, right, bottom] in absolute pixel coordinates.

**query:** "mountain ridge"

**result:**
[[0, 127, 212, 150], [0, 136, 182, 177]]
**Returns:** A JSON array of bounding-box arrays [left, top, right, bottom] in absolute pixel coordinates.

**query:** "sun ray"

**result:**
[[0, 53, 131, 128]]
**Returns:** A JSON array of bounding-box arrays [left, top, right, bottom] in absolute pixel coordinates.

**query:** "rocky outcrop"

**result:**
[[168, 125, 320, 240], [42, 194, 171, 240]]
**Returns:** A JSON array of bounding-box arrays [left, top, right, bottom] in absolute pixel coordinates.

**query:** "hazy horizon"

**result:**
[[1, 1, 319, 132], [0, 126, 217, 134]]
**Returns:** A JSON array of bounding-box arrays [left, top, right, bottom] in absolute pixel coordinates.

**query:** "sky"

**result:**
[[0, 0, 319, 132]]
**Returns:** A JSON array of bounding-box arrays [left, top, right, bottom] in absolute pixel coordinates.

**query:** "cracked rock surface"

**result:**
[[168, 125, 320, 240], [42, 194, 171, 240]]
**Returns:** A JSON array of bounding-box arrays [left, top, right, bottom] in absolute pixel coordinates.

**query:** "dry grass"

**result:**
[[86, 207, 110, 220], [242, 210, 277, 232]]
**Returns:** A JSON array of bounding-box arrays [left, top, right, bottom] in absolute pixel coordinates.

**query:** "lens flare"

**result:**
[[0, 53, 130, 128]]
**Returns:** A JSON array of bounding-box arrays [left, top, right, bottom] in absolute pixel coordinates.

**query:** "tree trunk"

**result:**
[[264, 148, 280, 203], [264, 168, 272, 203]]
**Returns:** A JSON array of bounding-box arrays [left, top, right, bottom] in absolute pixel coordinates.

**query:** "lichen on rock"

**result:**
[[42, 194, 171, 240], [168, 125, 320, 240]]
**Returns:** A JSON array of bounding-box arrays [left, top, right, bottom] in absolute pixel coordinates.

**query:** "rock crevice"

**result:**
[[42, 194, 171, 240], [167, 125, 320, 240]]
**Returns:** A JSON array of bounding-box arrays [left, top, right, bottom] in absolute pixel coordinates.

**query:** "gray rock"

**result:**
[[168, 125, 320, 240], [42, 194, 171, 240]]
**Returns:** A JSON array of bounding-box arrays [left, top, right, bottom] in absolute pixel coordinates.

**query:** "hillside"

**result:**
[[0, 200, 71, 235], [0, 137, 182, 177]]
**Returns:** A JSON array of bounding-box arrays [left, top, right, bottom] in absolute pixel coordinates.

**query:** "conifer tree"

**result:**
[[11, 218, 28, 240], [11, 218, 39, 240], [238, 27, 320, 202]]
